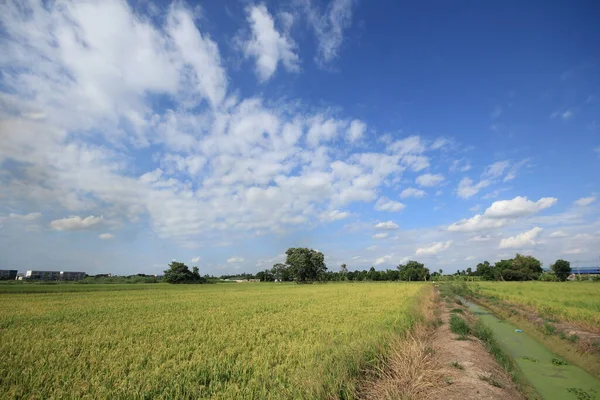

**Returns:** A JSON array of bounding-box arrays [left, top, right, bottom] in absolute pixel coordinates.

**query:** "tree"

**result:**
[[397, 260, 430, 281], [466, 267, 472, 276], [476, 261, 494, 280], [164, 262, 205, 284], [340, 264, 348, 280], [285, 248, 327, 283], [256, 269, 275, 282], [271, 263, 292, 281], [511, 254, 543, 280], [551, 259, 571, 281]]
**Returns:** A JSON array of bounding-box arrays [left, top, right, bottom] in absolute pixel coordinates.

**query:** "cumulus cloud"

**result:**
[[241, 4, 300, 82], [98, 233, 114, 240], [416, 241, 452, 256], [483, 196, 557, 218], [8, 212, 42, 221], [448, 196, 557, 232], [191, 256, 201, 263], [400, 188, 426, 199], [325, 209, 350, 221], [50, 216, 103, 231], [374, 197, 405, 212], [227, 257, 245, 263], [374, 221, 399, 230], [499, 227, 543, 249], [574, 196, 596, 207], [373, 233, 388, 239], [347, 120, 366, 142], [416, 173, 444, 187], [456, 177, 492, 199]]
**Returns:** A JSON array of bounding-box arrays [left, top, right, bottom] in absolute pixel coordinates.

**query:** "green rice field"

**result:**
[[0, 282, 427, 399], [474, 281, 600, 332]]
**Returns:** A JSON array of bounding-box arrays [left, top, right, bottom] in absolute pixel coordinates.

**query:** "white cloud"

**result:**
[[374, 254, 393, 265], [448, 196, 557, 232], [549, 230, 568, 238], [347, 120, 366, 142], [468, 235, 492, 242], [374, 197, 405, 212], [50, 216, 103, 231], [574, 196, 596, 207], [449, 159, 472, 173], [499, 227, 543, 249], [448, 214, 506, 232], [416, 240, 452, 255], [465, 255, 476, 261], [98, 233, 114, 240], [325, 209, 350, 221], [430, 137, 450, 150], [457, 177, 492, 199], [416, 173, 444, 187], [400, 187, 426, 199], [373, 233, 388, 239], [241, 4, 300, 82], [8, 212, 42, 221], [303, 0, 355, 65], [374, 221, 399, 230], [227, 257, 245, 263], [483, 161, 510, 179], [484, 196, 557, 218], [191, 256, 201, 263]]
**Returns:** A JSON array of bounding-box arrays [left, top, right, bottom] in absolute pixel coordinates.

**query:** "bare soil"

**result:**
[[359, 291, 525, 400], [425, 303, 523, 400]]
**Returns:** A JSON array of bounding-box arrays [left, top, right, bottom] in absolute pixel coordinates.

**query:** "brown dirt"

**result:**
[[425, 303, 524, 400], [359, 290, 524, 400]]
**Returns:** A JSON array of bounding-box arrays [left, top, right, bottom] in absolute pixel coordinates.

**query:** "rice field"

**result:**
[[473, 282, 600, 332], [0, 282, 427, 399]]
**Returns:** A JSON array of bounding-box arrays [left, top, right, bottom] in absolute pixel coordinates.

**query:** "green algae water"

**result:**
[[464, 300, 600, 400]]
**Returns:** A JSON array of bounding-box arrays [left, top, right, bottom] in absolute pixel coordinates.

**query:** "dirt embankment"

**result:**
[[359, 290, 524, 400]]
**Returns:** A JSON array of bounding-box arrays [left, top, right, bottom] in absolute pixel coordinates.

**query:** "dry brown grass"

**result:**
[[358, 287, 447, 400]]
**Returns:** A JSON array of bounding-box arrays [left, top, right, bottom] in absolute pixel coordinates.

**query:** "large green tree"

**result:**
[[476, 261, 495, 280], [285, 248, 327, 283], [271, 263, 293, 281], [397, 260, 429, 281], [164, 262, 204, 284], [551, 259, 571, 281]]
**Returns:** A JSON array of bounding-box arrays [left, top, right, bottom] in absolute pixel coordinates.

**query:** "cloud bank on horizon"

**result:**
[[1, 0, 599, 275]]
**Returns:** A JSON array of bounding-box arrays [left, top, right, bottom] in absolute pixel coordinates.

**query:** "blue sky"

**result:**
[[1, 0, 599, 276]]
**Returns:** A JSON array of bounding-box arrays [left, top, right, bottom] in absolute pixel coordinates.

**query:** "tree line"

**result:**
[[462, 254, 573, 282], [163, 248, 580, 285]]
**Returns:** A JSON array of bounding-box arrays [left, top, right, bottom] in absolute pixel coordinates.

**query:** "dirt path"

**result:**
[[425, 302, 524, 400], [359, 289, 525, 400]]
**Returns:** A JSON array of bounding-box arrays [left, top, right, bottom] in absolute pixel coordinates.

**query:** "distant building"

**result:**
[[25, 270, 86, 281], [0, 270, 18, 280], [60, 271, 86, 281], [26, 270, 61, 280], [567, 266, 600, 280]]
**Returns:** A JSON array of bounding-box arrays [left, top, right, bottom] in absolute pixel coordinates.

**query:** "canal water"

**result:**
[[462, 299, 600, 400]]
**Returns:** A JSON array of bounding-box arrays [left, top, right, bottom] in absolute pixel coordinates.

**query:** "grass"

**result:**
[[449, 314, 471, 340], [474, 282, 600, 333], [450, 361, 464, 370], [478, 374, 504, 388], [0, 282, 427, 399]]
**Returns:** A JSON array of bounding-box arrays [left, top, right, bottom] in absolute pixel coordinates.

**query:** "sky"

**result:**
[[1, 0, 599, 276]]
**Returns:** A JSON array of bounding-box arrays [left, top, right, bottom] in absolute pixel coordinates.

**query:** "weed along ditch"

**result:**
[[462, 298, 600, 400]]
